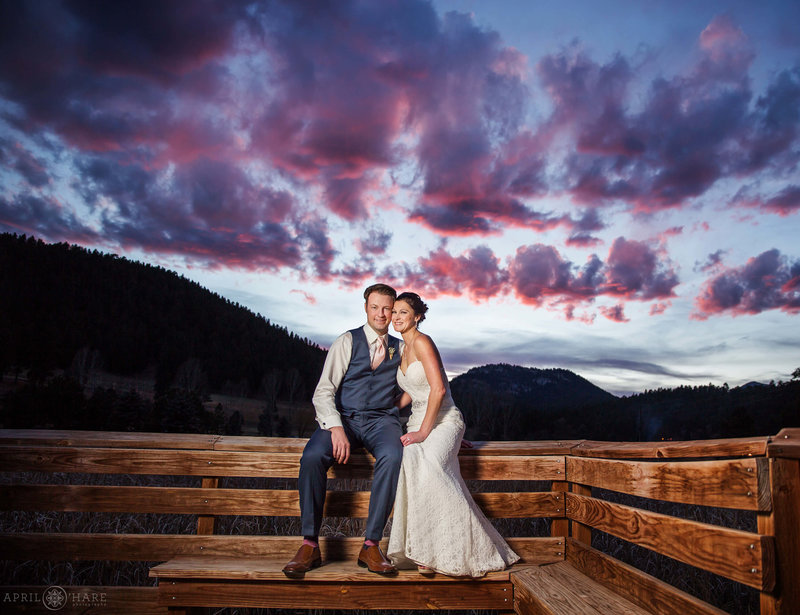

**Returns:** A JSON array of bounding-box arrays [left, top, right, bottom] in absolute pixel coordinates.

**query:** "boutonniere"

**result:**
[[388, 347, 395, 360]]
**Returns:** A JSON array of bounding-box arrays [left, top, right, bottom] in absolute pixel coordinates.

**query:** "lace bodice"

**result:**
[[397, 361, 459, 428]]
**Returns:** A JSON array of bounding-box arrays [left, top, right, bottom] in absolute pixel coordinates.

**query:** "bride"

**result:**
[[386, 292, 519, 577]]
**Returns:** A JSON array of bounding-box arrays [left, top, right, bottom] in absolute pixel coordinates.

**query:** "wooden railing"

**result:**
[[0, 428, 797, 614]]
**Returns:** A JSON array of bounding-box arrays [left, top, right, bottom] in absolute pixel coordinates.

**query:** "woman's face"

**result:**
[[392, 300, 417, 334]]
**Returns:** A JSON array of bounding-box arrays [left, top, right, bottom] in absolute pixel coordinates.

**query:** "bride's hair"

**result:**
[[396, 292, 428, 326]]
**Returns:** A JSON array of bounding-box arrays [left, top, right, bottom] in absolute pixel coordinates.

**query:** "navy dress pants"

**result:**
[[299, 409, 403, 542]]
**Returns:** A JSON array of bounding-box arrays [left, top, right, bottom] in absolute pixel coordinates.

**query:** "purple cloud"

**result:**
[[694, 249, 800, 318]]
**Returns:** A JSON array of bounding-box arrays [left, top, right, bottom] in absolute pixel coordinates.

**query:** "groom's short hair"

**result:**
[[363, 283, 397, 302]]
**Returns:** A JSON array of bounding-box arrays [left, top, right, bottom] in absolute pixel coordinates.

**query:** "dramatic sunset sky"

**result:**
[[2, 0, 799, 394]]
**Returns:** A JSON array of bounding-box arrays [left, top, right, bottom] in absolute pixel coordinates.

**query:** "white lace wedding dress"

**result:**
[[387, 360, 520, 577]]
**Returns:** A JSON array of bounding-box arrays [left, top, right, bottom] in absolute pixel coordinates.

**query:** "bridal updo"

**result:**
[[396, 291, 428, 326]]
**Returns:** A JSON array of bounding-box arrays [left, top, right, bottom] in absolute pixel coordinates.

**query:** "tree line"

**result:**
[[0, 233, 324, 435]]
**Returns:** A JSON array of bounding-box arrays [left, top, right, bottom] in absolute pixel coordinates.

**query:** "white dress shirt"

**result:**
[[312, 324, 396, 430]]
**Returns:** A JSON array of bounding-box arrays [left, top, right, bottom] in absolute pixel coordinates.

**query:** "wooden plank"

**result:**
[[511, 562, 652, 615], [550, 481, 569, 537], [459, 455, 565, 480], [458, 441, 582, 456], [570, 436, 768, 459], [196, 478, 218, 534], [0, 586, 166, 614], [565, 493, 774, 590], [150, 556, 521, 581], [0, 534, 563, 564], [0, 485, 344, 516], [212, 435, 309, 453], [0, 485, 559, 519], [570, 484, 592, 546], [473, 492, 563, 518], [508, 537, 566, 565], [0, 446, 563, 480], [566, 456, 765, 510], [213, 436, 582, 456], [757, 508, 777, 615], [768, 428, 800, 459], [0, 446, 308, 478], [155, 578, 514, 610], [566, 539, 727, 615], [0, 429, 217, 450]]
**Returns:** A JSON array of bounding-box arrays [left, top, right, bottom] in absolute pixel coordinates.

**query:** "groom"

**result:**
[[283, 283, 404, 577]]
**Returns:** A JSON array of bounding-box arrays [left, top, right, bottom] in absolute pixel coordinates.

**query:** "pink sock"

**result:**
[[364, 539, 378, 547], [303, 538, 318, 548]]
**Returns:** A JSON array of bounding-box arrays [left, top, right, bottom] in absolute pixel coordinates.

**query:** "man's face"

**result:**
[[365, 292, 394, 335]]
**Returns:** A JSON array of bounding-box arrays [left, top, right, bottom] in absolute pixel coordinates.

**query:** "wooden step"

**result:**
[[150, 556, 524, 610], [150, 555, 525, 582], [512, 562, 652, 615]]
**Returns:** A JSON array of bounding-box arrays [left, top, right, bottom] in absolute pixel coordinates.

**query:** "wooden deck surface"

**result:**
[[150, 555, 532, 582]]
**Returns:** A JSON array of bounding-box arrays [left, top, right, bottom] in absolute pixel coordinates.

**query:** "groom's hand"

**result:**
[[330, 426, 351, 464]]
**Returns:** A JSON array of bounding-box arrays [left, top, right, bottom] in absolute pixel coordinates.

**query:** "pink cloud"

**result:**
[[698, 14, 754, 76], [650, 302, 670, 316], [291, 289, 317, 304], [600, 304, 629, 323], [693, 249, 800, 318], [398, 245, 509, 302], [603, 237, 679, 299], [734, 185, 800, 216]]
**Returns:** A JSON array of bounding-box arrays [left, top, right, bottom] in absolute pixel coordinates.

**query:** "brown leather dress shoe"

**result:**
[[357, 544, 397, 575], [282, 544, 322, 578]]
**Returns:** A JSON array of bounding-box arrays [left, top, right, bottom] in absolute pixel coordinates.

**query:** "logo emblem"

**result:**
[[43, 586, 67, 611]]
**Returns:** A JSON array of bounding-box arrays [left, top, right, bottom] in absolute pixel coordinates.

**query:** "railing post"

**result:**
[[551, 479, 569, 539], [570, 483, 592, 546], [759, 453, 800, 615], [197, 477, 220, 535]]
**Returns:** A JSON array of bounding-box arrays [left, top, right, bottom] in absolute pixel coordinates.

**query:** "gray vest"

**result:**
[[335, 327, 401, 413]]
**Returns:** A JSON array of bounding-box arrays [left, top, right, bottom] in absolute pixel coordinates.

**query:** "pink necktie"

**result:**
[[371, 336, 386, 370]]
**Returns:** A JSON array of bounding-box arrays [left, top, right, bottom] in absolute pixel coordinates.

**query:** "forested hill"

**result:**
[[0, 233, 326, 397], [450, 364, 616, 440], [451, 363, 799, 442]]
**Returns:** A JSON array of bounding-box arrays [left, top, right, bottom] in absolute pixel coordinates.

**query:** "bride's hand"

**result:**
[[400, 430, 427, 446]]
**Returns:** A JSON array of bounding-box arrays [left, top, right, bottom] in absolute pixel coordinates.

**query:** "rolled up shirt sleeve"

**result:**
[[312, 331, 353, 430]]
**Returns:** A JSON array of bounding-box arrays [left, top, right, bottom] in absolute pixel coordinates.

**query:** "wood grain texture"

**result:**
[[511, 562, 651, 615], [196, 477, 218, 535], [570, 484, 592, 547], [457, 441, 582, 456], [0, 485, 559, 519], [0, 446, 564, 480], [456, 455, 565, 480], [0, 428, 780, 459], [212, 436, 582, 456], [768, 428, 800, 460], [764, 458, 800, 614], [566, 456, 764, 510], [155, 578, 513, 609], [0, 429, 217, 450], [0, 534, 563, 563], [550, 481, 569, 538], [570, 436, 768, 459], [150, 557, 522, 581], [565, 539, 727, 615], [566, 493, 774, 590], [0, 586, 166, 614]]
